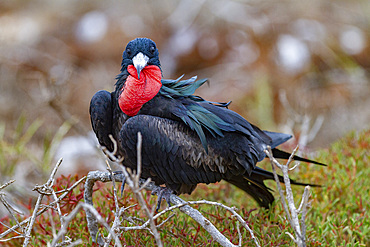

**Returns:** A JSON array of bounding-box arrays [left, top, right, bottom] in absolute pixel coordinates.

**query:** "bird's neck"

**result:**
[[118, 65, 162, 116]]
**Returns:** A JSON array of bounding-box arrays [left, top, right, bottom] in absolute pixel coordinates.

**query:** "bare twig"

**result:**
[[85, 169, 260, 247], [103, 160, 122, 247], [0, 175, 86, 240], [87, 133, 163, 246], [51, 202, 121, 247], [264, 145, 311, 247], [0, 221, 22, 236], [130, 132, 163, 247], [0, 193, 25, 236], [169, 195, 237, 247], [156, 213, 176, 228], [1, 170, 87, 245], [64, 239, 83, 247], [85, 134, 260, 247], [106, 161, 120, 216], [0, 180, 15, 191], [50, 189, 64, 242], [0, 235, 25, 242], [84, 170, 113, 246], [0, 180, 23, 235], [299, 186, 311, 239], [264, 147, 292, 223], [22, 187, 45, 245], [22, 158, 63, 247], [236, 221, 242, 247], [48, 210, 57, 239]]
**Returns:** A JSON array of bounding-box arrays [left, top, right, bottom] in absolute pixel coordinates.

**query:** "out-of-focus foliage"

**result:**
[[0, 0, 369, 148], [0, 129, 369, 246], [0, 115, 72, 179]]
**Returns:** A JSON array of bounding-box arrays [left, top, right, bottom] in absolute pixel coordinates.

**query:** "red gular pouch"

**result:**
[[118, 65, 162, 116]]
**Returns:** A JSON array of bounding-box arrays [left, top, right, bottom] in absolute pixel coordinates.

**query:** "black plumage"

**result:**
[[90, 38, 324, 208]]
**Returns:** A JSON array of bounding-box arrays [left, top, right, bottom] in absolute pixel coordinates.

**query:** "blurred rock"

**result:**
[[340, 26, 366, 55], [54, 132, 106, 176], [75, 11, 108, 44]]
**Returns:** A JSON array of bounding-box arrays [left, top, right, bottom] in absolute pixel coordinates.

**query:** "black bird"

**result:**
[[90, 37, 324, 209]]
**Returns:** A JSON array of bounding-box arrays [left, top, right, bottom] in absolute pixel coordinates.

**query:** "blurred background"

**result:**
[[0, 0, 369, 187]]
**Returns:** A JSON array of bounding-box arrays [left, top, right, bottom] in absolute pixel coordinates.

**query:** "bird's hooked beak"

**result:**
[[132, 52, 149, 79]]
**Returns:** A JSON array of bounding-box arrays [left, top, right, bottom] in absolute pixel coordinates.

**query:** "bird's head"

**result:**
[[120, 37, 161, 79], [117, 38, 163, 116]]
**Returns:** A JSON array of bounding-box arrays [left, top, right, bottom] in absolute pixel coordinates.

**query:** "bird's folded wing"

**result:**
[[118, 115, 261, 193]]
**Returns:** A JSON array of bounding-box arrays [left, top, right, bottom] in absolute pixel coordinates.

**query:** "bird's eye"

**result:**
[[149, 46, 156, 54], [126, 48, 132, 56]]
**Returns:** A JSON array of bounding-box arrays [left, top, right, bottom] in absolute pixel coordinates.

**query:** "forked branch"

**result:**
[[84, 133, 260, 247], [264, 146, 311, 247]]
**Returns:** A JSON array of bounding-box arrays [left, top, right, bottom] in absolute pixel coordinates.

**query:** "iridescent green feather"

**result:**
[[159, 76, 233, 153]]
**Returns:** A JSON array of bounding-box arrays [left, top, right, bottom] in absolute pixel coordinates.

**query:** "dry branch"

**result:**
[[84, 133, 260, 247], [0, 162, 86, 245], [50, 202, 120, 247], [22, 158, 63, 246], [0, 180, 15, 191], [264, 145, 311, 247]]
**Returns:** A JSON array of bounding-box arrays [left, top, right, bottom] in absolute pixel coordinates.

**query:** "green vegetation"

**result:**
[[0, 115, 71, 178], [0, 129, 369, 246]]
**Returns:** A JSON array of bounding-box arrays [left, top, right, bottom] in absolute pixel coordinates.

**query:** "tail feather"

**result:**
[[252, 167, 321, 187], [225, 175, 274, 209], [263, 131, 292, 148], [272, 148, 326, 166], [225, 167, 321, 209]]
